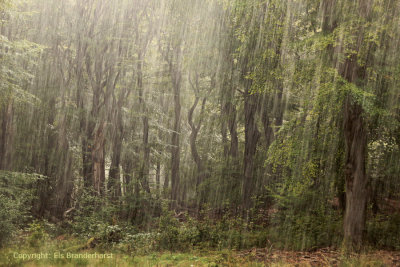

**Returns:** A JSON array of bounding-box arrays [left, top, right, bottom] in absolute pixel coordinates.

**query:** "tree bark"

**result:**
[[339, 18, 369, 250], [320, 0, 370, 250], [188, 74, 207, 194], [156, 160, 161, 197], [138, 51, 151, 194], [91, 121, 106, 196], [242, 90, 260, 213], [169, 46, 182, 207], [226, 102, 239, 158], [342, 95, 367, 250], [171, 76, 181, 205], [108, 103, 123, 200], [0, 100, 13, 170]]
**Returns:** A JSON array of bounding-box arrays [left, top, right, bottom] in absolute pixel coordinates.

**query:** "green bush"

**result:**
[[27, 221, 47, 247], [366, 214, 400, 250], [71, 189, 119, 237], [155, 206, 269, 251], [0, 171, 45, 247], [157, 205, 181, 251], [177, 217, 201, 249], [268, 191, 343, 250], [0, 195, 18, 246], [121, 232, 159, 254]]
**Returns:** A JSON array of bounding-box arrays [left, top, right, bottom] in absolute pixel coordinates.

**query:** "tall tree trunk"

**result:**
[[339, 22, 369, 250], [342, 95, 367, 250], [226, 102, 239, 158], [334, 129, 346, 214], [163, 172, 170, 197], [340, 0, 373, 250], [0, 100, 13, 170], [122, 145, 134, 197], [261, 95, 274, 150], [76, 41, 92, 188], [91, 121, 106, 195], [242, 90, 260, 214], [188, 91, 206, 201], [219, 64, 238, 158], [156, 160, 161, 198], [171, 78, 181, 205], [108, 105, 123, 200], [321, 0, 370, 250], [169, 47, 182, 207], [38, 96, 57, 217], [138, 52, 151, 194]]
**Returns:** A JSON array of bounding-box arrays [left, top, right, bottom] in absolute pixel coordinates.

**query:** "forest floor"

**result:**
[[1, 246, 400, 266]]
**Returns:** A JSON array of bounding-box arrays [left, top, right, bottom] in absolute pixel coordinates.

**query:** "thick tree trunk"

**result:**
[[242, 91, 260, 213], [342, 95, 368, 250], [220, 101, 239, 158], [85, 48, 118, 196], [339, 20, 369, 249], [53, 151, 74, 218], [321, 0, 370, 250], [220, 69, 238, 158]]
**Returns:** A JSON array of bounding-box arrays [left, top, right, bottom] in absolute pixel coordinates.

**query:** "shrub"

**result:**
[[27, 221, 47, 247], [71, 189, 119, 238], [157, 205, 180, 251], [268, 190, 343, 250], [121, 232, 159, 254], [366, 214, 400, 250], [0, 171, 45, 247]]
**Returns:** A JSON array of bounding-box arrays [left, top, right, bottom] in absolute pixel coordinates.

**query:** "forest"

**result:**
[[1, 0, 400, 266]]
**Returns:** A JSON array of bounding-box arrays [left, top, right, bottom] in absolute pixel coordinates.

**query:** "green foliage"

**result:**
[[156, 205, 268, 252], [0, 171, 46, 247], [0, 194, 19, 246], [366, 214, 400, 250], [121, 232, 159, 254], [156, 204, 181, 251], [0, 35, 42, 109], [70, 190, 118, 238], [266, 115, 343, 250], [119, 190, 158, 227], [268, 200, 343, 250], [97, 224, 123, 245], [27, 221, 47, 248]]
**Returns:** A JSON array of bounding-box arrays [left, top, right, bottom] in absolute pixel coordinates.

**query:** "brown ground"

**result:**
[[238, 248, 400, 266]]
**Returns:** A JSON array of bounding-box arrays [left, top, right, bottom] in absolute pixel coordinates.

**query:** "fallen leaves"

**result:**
[[237, 248, 400, 266]]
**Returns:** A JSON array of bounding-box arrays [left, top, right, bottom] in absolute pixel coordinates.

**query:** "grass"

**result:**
[[0, 234, 397, 266], [0, 247, 393, 266], [1, 248, 264, 266]]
